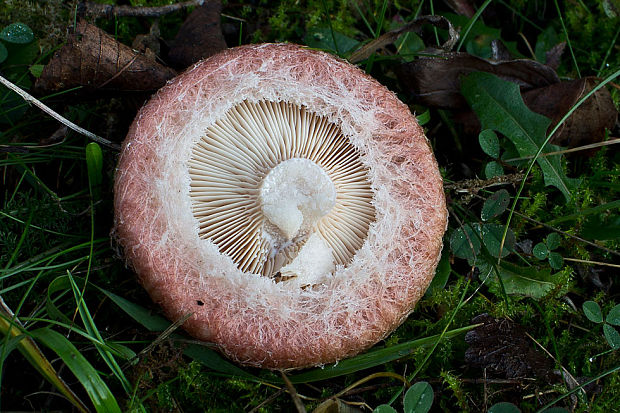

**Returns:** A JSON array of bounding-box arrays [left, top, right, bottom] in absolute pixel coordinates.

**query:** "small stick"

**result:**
[[504, 137, 620, 162], [444, 173, 525, 193], [280, 371, 307, 413], [80, 0, 204, 18], [563, 257, 620, 269], [0, 74, 120, 150], [248, 388, 285, 413]]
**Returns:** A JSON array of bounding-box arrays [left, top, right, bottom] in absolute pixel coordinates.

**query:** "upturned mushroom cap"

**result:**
[[114, 43, 447, 369]]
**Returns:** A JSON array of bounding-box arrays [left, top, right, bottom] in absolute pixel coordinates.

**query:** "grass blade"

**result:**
[[456, 0, 493, 52], [98, 288, 170, 332], [184, 343, 258, 380], [0, 302, 89, 412], [66, 273, 132, 393], [287, 324, 478, 383], [85, 142, 103, 200], [29, 327, 122, 413]]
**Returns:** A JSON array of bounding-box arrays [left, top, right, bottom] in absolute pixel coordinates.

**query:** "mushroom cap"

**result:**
[[114, 43, 447, 369]]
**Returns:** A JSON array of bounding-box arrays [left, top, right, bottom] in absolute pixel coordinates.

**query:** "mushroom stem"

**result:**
[[260, 157, 336, 240], [280, 233, 335, 285]]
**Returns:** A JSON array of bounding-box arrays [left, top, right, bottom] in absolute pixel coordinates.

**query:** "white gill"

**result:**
[[188, 100, 375, 281]]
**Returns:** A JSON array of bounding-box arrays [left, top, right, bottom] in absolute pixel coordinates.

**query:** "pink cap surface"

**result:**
[[114, 43, 447, 369]]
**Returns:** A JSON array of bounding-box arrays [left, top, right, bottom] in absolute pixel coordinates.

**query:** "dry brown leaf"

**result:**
[[132, 21, 162, 61], [167, 0, 227, 69], [402, 51, 618, 149], [397, 50, 560, 109], [444, 0, 476, 17], [544, 42, 566, 70], [35, 20, 176, 93], [524, 77, 618, 148], [452, 77, 618, 149], [490, 39, 512, 61]]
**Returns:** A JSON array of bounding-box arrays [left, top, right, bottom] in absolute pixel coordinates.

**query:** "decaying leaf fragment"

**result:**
[[35, 20, 176, 92], [524, 77, 618, 148], [465, 314, 554, 380], [167, 0, 228, 69]]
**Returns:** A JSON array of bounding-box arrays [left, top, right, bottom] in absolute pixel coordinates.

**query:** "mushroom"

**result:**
[[114, 43, 447, 369]]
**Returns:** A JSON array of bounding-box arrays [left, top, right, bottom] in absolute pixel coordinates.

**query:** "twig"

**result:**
[[122, 312, 193, 369], [445, 173, 525, 193], [522, 389, 562, 400], [280, 371, 306, 413], [97, 54, 140, 89], [0, 74, 120, 151], [248, 388, 285, 413], [462, 377, 534, 384], [79, 0, 204, 18]]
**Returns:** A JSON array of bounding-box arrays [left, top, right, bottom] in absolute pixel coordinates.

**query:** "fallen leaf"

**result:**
[[398, 50, 617, 151], [167, 0, 227, 69], [39, 125, 68, 146], [444, 0, 476, 18], [464, 314, 554, 380], [490, 39, 512, 61], [523, 77, 618, 148], [132, 21, 162, 61], [544, 42, 566, 70], [397, 50, 560, 109], [35, 20, 176, 92]]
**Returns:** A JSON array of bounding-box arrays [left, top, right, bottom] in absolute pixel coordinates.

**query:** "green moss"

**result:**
[[265, 0, 358, 43], [564, 0, 620, 75], [440, 370, 468, 411]]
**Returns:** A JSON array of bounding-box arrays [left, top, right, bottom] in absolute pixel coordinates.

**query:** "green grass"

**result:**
[[1, 0, 619, 412]]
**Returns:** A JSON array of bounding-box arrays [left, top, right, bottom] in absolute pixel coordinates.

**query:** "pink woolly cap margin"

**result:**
[[113, 43, 448, 369]]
